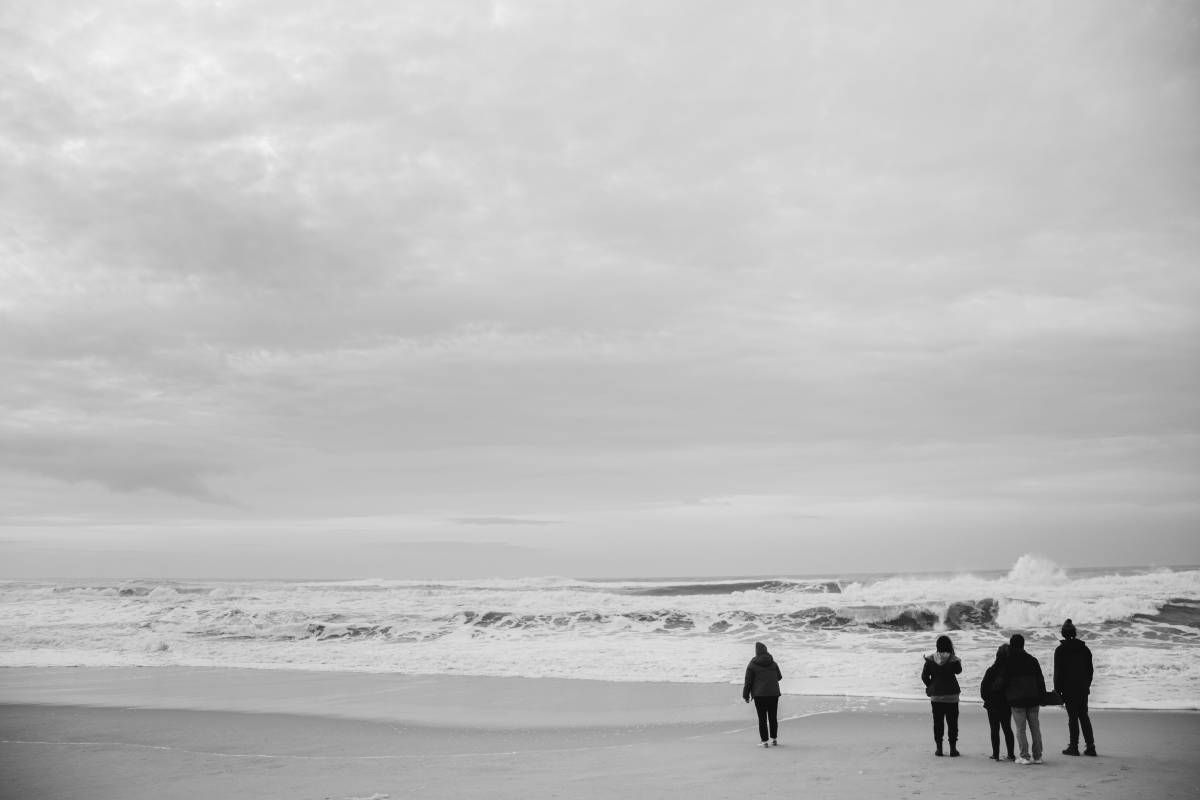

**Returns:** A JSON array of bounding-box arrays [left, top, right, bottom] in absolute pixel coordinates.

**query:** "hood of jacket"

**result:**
[[751, 653, 776, 668], [926, 652, 959, 666]]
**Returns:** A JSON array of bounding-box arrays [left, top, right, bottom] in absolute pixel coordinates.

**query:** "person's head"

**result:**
[[1061, 619, 1077, 639], [935, 635, 954, 655], [995, 643, 1010, 662], [755, 641, 768, 656], [1009, 633, 1025, 652]]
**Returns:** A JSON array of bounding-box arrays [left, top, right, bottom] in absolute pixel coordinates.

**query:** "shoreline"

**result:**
[[2, 667, 1198, 800], [0, 665, 1194, 716]]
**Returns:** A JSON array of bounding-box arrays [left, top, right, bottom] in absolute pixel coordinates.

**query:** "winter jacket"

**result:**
[[921, 652, 962, 702], [980, 662, 1010, 709], [743, 654, 783, 699], [1054, 638, 1094, 697], [1004, 649, 1046, 709]]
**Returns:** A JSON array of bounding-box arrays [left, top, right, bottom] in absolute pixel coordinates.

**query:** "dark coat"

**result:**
[[1054, 638, 1094, 697], [743, 654, 783, 699], [1004, 649, 1046, 709], [980, 662, 1010, 709], [921, 653, 962, 700]]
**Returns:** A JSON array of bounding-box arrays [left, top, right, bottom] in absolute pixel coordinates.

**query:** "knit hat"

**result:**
[[1061, 619, 1077, 639]]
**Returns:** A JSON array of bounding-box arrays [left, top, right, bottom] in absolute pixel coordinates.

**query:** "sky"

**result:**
[[1, 1, 1198, 579]]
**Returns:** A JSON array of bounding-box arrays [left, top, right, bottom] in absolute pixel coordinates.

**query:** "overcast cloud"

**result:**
[[2, 1, 1197, 578]]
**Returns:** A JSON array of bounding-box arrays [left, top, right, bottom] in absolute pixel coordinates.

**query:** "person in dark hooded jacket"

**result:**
[[980, 643, 1015, 761], [742, 641, 783, 747], [1004, 633, 1046, 764], [921, 635, 963, 757], [1054, 619, 1097, 756]]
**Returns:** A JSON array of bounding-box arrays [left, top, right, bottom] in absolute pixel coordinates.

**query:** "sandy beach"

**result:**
[[1, 668, 1196, 800]]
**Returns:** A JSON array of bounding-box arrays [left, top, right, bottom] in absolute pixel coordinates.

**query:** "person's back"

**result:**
[[1054, 619, 1097, 756], [1054, 632, 1093, 695], [1005, 646, 1044, 708]]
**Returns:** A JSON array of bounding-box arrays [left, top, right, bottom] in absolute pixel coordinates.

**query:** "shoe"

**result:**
[[1084, 747, 1097, 757], [762, 741, 770, 748], [949, 747, 960, 757], [989, 754, 1000, 761], [1032, 757, 1044, 764], [771, 739, 778, 747], [1006, 754, 1016, 761], [1015, 757, 1032, 765], [1063, 746, 1080, 756]]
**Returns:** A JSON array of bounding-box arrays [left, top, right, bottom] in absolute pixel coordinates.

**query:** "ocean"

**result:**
[[1, 555, 1196, 710]]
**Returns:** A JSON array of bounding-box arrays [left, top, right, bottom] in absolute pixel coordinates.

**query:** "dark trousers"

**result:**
[[987, 704, 1015, 757], [753, 696, 779, 742], [931, 701, 959, 744], [1063, 693, 1095, 748]]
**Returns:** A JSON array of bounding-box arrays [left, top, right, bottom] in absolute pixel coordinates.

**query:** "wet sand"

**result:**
[[1, 667, 1197, 799]]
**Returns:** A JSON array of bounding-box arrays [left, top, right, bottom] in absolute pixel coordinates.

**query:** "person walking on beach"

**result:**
[[742, 641, 783, 748], [1005, 633, 1046, 765], [1055, 619, 1097, 756], [980, 643, 1015, 761], [921, 634, 962, 757]]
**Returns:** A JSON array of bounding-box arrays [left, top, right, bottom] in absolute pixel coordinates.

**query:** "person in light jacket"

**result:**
[[921, 634, 963, 757], [742, 641, 783, 747]]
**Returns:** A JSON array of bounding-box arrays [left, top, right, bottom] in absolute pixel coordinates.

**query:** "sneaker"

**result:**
[[771, 739, 778, 747], [1063, 746, 1080, 756], [1084, 747, 1097, 757], [1006, 754, 1016, 761], [1032, 757, 1044, 764], [762, 741, 770, 748], [1015, 757, 1032, 765], [989, 754, 1000, 761]]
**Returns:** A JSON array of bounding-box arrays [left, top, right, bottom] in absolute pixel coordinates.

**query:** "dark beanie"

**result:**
[[755, 641, 768, 656], [1062, 619, 1077, 639]]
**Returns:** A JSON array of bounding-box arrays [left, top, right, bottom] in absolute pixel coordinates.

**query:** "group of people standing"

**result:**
[[921, 618, 1097, 763], [741, 619, 1097, 761]]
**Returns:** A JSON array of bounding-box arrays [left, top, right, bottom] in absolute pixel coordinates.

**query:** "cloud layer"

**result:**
[[2, 1, 1197, 576]]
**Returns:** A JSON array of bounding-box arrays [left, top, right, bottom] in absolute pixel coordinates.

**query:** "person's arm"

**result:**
[[951, 657, 962, 675], [743, 665, 753, 702], [775, 663, 782, 681], [1036, 660, 1047, 695], [980, 667, 991, 700], [1053, 646, 1063, 694], [1084, 646, 1094, 689], [921, 660, 933, 687]]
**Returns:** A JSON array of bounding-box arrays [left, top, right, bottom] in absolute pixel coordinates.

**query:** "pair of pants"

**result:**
[[931, 701, 959, 744], [753, 696, 779, 742], [986, 705, 1015, 757], [1063, 693, 1095, 749], [1011, 706, 1043, 760]]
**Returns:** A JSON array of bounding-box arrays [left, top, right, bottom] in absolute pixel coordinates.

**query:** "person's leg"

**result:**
[[1078, 695, 1096, 754], [1000, 704, 1015, 758], [1012, 707, 1030, 761], [931, 702, 946, 754], [1064, 694, 1081, 753], [752, 697, 769, 743], [947, 703, 960, 756], [766, 696, 779, 742], [987, 707, 1001, 758], [1029, 706, 1043, 761]]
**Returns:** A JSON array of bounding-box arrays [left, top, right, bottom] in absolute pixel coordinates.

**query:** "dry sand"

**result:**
[[1, 667, 1197, 800]]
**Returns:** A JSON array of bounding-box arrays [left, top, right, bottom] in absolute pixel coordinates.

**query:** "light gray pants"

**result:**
[[1011, 706, 1043, 760]]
